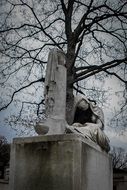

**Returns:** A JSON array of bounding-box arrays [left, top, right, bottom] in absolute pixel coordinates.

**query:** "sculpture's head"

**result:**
[[77, 98, 89, 111], [73, 95, 104, 129]]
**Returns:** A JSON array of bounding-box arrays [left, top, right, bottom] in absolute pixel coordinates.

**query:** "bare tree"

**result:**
[[111, 147, 127, 170], [0, 136, 10, 178], [0, 136, 10, 162], [0, 0, 126, 127]]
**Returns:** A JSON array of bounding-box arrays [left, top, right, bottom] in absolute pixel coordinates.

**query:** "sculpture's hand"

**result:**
[[72, 122, 83, 128], [83, 122, 98, 128]]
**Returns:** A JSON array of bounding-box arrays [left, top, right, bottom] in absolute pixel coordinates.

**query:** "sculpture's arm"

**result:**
[[91, 115, 104, 130], [96, 118, 104, 130]]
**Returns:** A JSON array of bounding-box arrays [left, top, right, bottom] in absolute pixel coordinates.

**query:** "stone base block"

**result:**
[[9, 134, 112, 190]]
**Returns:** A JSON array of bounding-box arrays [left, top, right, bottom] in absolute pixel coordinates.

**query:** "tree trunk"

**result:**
[[66, 43, 76, 125], [66, 72, 75, 125]]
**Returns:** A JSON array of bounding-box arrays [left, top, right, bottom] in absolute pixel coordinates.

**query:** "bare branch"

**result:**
[[74, 59, 127, 83], [0, 78, 45, 111], [104, 70, 127, 83]]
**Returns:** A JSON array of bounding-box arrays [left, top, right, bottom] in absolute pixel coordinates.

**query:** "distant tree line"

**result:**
[[110, 146, 127, 170], [0, 136, 10, 179]]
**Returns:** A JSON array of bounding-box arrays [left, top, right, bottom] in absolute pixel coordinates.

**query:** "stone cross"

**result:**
[[35, 48, 67, 135]]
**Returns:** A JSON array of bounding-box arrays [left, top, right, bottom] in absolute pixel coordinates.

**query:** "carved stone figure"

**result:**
[[34, 48, 110, 152], [66, 95, 110, 152], [73, 95, 104, 130]]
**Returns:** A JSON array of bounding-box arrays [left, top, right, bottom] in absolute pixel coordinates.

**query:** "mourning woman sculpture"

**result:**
[[66, 95, 110, 152]]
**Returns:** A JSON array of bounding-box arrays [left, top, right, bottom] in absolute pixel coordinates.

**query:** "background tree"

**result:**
[[111, 147, 127, 170], [0, 0, 127, 131], [0, 136, 10, 178]]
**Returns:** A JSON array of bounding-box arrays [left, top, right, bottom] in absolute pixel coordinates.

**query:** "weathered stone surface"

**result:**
[[0, 180, 9, 190], [67, 95, 110, 152], [35, 48, 67, 135], [9, 134, 112, 190], [44, 48, 66, 119]]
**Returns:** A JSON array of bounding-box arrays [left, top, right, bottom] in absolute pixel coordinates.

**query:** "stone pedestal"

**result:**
[[9, 134, 112, 190]]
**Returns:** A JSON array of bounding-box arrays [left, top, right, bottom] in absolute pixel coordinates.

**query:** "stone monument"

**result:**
[[9, 48, 113, 190], [34, 48, 110, 152], [34, 48, 67, 135], [66, 95, 110, 152]]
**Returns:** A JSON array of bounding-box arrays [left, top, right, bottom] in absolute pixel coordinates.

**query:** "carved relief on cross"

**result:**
[[35, 48, 67, 135]]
